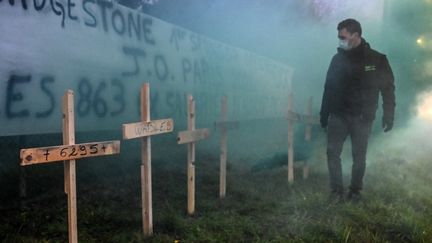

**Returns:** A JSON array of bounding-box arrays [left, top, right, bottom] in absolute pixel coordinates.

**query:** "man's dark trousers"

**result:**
[[327, 114, 373, 193]]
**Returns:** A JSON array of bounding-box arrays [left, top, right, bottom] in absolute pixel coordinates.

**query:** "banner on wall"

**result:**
[[0, 0, 293, 136]]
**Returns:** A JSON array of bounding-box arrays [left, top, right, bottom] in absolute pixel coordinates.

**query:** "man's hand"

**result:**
[[382, 117, 393, 132]]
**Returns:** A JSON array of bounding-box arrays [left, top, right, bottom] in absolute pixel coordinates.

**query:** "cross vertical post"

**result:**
[[19, 166, 26, 198], [18, 135, 27, 201], [63, 90, 78, 243], [219, 96, 228, 199], [187, 95, 195, 215], [141, 84, 152, 235], [287, 93, 294, 183], [303, 96, 313, 179], [19, 135, 27, 202]]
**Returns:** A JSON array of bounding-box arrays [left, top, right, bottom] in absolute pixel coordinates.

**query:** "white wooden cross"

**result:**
[[287, 94, 319, 183], [177, 95, 210, 215], [287, 93, 295, 183], [303, 97, 314, 179], [122, 83, 174, 236], [214, 96, 238, 199], [19, 90, 121, 243]]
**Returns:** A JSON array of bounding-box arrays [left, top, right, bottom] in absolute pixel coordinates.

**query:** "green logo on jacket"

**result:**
[[365, 65, 376, 71]]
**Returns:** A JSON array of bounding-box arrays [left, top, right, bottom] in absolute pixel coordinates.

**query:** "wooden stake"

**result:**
[[287, 93, 294, 183], [305, 97, 313, 142], [303, 161, 309, 180], [303, 96, 313, 180], [19, 166, 26, 198], [141, 84, 153, 235], [62, 90, 78, 243], [19, 135, 27, 200], [219, 96, 228, 199], [187, 95, 195, 215]]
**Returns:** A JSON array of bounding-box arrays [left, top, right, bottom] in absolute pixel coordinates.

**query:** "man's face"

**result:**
[[338, 28, 359, 50]]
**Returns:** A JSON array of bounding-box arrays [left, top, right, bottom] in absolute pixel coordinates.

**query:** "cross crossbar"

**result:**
[[20, 141, 120, 166], [177, 129, 210, 144]]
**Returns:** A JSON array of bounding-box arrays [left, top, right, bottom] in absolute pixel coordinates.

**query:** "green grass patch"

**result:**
[[1, 152, 431, 242]]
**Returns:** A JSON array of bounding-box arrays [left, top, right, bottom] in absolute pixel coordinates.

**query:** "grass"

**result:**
[[1, 143, 432, 242]]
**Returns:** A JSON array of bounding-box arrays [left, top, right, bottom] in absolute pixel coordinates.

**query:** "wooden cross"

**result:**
[[177, 95, 210, 215], [214, 96, 238, 199], [303, 97, 314, 179], [287, 94, 319, 183], [19, 90, 120, 243], [287, 93, 295, 183], [122, 83, 174, 236]]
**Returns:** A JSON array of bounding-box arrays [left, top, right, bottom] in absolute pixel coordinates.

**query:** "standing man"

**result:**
[[320, 19, 395, 200]]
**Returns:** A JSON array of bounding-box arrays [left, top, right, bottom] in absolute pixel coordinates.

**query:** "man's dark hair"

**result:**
[[337, 18, 362, 36]]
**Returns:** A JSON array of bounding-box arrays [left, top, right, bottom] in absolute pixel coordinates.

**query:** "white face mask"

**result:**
[[339, 39, 351, 50]]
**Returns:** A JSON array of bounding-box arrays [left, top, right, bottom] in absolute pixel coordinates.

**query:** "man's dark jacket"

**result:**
[[320, 39, 395, 126]]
